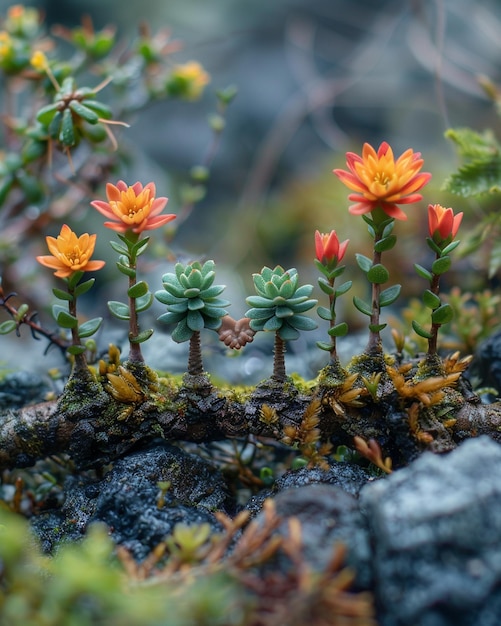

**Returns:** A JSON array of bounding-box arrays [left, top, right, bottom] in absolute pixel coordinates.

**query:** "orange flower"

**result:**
[[315, 230, 349, 266], [36, 224, 105, 278], [428, 203, 463, 244], [333, 142, 431, 220], [91, 180, 176, 234]]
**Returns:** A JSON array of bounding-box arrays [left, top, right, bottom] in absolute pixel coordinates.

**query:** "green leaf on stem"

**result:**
[[431, 256, 451, 275], [130, 329, 154, 343], [414, 263, 433, 282], [66, 271, 84, 290], [116, 259, 137, 278], [53, 306, 78, 329], [425, 237, 443, 256], [379, 284, 401, 307], [489, 237, 501, 278], [382, 221, 395, 238], [67, 345, 87, 355], [355, 254, 372, 273], [108, 300, 130, 320], [127, 280, 149, 298], [135, 292, 154, 312], [110, 240, 129, 255], [374, 235, 397, 253], [316, 340, 333, 352], [59, 108, 76, 146], [443, 157, 501, 197], [335, 280, 352, 297], [431, 303, 454, 325], [369, 323, 386, 332], [317, 277, 335, 296], [75, 279, 95, 298], [412, 320, 433, 339], [353, 296, 372, 317], [441, 240, 460, 256], [367, 264, 389, 284], [172, 319, 194, 343], [328, 322, 348, 337], [52, 287, 73, 302], [317, 306, 333, 321], [422, 289, 441, 309], [0, 320, 17, 334], [131, 237, 150, 258], [78, 317, 103, 338]]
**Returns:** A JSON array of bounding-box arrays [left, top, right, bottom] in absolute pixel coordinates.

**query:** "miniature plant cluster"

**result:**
[[0, 9, 493, 480], [4, 4, 501, 626]]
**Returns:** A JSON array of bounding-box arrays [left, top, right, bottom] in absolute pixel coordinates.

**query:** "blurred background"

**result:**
[[1, 0, 501, 380]]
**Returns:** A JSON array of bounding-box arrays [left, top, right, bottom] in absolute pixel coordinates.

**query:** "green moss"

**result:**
[[346, 352, 387, 378], [315, 361, 350, 388], [56, 366, 109, 420], [414, 353, 446, 379]]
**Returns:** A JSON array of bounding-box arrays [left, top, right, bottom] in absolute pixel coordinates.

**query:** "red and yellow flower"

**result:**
[[315, 230, 349, 267], [91, 180, 175, 234], [333, 141, 431, 220], [428, 203, 463, 245], [36, 224, 105, 278]]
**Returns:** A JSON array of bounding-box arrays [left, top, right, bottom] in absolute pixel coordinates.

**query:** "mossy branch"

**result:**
[[0, 359, 499, 472]]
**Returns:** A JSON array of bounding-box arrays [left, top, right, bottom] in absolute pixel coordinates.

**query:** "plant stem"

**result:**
[[188, 331, 204, 376], [128, 269, 143, 362], [427, 264, 441, 356], [366, 231, 383, 356], [272, 333, 287, 382], [68, 286, 87, 372], [328, 285, 338, 363]]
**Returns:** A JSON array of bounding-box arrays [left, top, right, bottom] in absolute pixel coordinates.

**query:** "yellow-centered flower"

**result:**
[[91, 180, 176, 234], [36, 224, 105, 278], [170, 61, 210, 100], [333, 141, 431, 220], [30, 50, 48, 71]]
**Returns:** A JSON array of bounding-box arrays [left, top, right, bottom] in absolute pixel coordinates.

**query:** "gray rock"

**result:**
[[0, 371, 52, 409], [267, 484, 372, 588], [360, 436, 501, 626], [470, 329, 501, 398], [246, 460, 375, 516], [31, 441, 234, 561], [245, 462, 375, 588]]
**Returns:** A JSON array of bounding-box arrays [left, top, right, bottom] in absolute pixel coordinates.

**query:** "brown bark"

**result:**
[[0, 369, 499, 473]]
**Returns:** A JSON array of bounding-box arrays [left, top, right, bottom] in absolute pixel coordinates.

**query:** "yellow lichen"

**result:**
[[106, 365, 145, 404]]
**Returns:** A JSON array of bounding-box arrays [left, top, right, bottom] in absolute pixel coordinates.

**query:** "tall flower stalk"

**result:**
[[36, 224, 105, 373], [91, 180, 176, 363], [314, 230, 351, 364], [333, 141, 431, 355], [413, 203, 463, 358]]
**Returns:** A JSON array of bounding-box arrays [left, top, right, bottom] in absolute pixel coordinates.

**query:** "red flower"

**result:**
[[428, 203, 463, 244], [315, 230, 349, 266], [333, 142, 431, 220], [91, 180, 175, 234], [36, 224, 105, 278]]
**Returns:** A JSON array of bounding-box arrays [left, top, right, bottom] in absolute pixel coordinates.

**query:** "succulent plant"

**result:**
[[245, 266, 317, 381], [245, 266, 317, 340], [155, 260, 230, 375]]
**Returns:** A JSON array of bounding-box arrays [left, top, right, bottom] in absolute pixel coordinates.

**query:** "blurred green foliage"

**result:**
[[0, 509, 248, 626]]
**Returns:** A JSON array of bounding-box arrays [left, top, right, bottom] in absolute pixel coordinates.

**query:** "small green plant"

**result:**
[[245, 265, 317, 382], [413, 203, 463, 361], [155, 260, 230, 376], [35, 224, 105, 375], [334, 142, 431, 356], [314, 229, 351, 364], [92, 180, 176, 363]]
